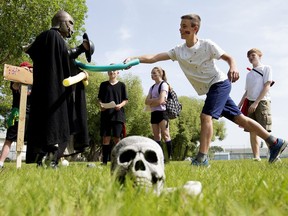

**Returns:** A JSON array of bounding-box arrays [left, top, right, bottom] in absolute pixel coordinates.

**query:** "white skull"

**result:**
[[111, 136, 165, 194]]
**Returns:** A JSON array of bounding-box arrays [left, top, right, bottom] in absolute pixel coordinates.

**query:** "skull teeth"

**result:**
[[134, 177, 153, 188]]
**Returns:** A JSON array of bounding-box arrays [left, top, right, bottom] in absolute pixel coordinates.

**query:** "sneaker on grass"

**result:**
[[191, 158, 210, 168], [269, 138, 287, 163], [274, 157, 282, 163], [49, 161, 59, 169]]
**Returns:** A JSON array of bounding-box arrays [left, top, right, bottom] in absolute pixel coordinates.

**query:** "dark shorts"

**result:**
[[202, 79, 242, 121], [151, 111, 168, 124], [5, 122, 18, 141], [5, 115, 29, 142], [247, 100, 272, 132], [100, 121, 123, 137]]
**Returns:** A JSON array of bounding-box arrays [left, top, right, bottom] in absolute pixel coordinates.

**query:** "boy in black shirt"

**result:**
[[98, 69, 128, 165]]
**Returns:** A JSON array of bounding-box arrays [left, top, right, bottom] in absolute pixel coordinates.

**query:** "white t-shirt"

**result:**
[[149, 81, 168, 112], [245, 65, 272, 101], [168, 39, 227, 95]]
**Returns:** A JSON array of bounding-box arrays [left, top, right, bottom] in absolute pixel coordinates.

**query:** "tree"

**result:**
[[0, 0, 87, 65], [209, 146, 224, 153], [0, 0, 88, 128], [121, 73, 151, 137], [84, 71, 106, 161]]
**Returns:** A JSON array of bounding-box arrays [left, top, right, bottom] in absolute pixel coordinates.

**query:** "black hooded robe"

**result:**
[[25, 29, 89, 163]]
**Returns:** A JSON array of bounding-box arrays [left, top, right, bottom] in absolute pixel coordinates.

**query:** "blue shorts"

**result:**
[[202, 79, 242, 121]]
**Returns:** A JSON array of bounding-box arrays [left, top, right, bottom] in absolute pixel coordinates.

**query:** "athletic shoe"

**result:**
[[274, 157, 282, 163], [36, 162, 43, 168], [41, 154, 51, 169], [252, 157, 261, 162], [191, 158, 210, 167], [38, 152, 56, 169], [269, 138, 287, 163], [49, 161, 59, 169]]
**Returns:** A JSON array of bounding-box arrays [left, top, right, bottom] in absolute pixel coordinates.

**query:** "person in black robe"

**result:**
[[25, 10, 91, 167]]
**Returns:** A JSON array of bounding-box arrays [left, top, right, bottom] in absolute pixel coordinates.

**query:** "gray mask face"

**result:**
[[51, 10, 74, 38], [59, 20, 74, 38]]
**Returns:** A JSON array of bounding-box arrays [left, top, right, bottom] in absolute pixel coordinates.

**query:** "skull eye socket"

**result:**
[[144, 150, 158, 163], [119, 150, 136, 163]]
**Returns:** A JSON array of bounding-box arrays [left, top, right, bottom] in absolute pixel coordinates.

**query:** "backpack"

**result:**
[[152, 81, 182, 119]]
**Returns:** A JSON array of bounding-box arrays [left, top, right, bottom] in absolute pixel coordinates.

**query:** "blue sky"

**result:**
[[84, 0, 288, 149]]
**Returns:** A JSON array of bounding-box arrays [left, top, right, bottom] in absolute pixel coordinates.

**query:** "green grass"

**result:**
[[1, 159, 288, 216]]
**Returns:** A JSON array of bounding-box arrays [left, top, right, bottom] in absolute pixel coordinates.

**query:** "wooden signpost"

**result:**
[[3, 64, 32, 168], [3, 64, 33, 85]]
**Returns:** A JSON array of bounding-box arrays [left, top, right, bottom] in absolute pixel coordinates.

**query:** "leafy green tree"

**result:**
[[121, 73, 151, 137], [211, 145, 224, 152], [0, 0, 87, 65], [84, 71, 107, 160], [0, 0, 88, 128]]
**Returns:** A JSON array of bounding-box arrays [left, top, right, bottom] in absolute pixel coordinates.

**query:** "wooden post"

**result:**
[[16, 84, 28, 168], [3, 64, 33, 168]]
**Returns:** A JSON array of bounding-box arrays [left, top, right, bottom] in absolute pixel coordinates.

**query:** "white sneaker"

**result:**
[[253, 157, 261, 162], [274, 157, 281, 163]]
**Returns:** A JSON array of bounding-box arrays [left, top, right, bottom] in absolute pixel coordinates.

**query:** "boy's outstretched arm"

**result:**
[[220, 53, 239, 82], [124, 52, 170, 64]]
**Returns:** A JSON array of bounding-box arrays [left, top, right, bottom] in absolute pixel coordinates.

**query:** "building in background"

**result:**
[[214, 147, 288, 160]]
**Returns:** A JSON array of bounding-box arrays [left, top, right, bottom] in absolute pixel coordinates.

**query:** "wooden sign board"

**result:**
[[3, 64, 33, 84], [3, 64, 32, 168]]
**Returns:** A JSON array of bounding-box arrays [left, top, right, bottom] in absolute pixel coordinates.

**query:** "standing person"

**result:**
[[124, 13, 287, 166], [98, 68, 128, 165], [25, 10, 91, 168], [145, 66, 172, 161], [239, 48, 273, 161], [0, 62, 33, 168]]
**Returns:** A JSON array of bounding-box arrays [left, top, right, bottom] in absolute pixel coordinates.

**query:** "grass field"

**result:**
[[1, 159, 288, 216]]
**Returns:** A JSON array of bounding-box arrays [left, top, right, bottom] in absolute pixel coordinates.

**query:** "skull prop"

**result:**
[[111, 136, 165, 194]]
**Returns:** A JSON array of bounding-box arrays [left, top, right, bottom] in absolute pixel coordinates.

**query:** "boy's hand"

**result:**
[[115, 104, 122, 111], [123, 58, 132, 69], [227, 69, 239, 82], [220, 54, 239, 82], [248, 102, 258, 114]]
